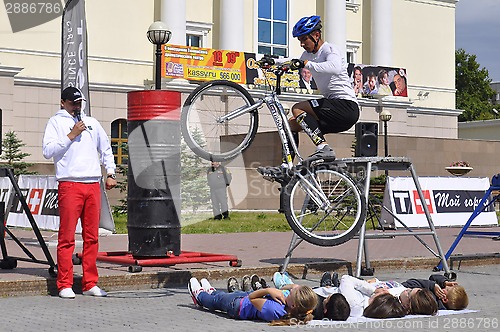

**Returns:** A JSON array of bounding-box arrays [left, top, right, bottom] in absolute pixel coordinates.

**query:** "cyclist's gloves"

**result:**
[[257, 55, 275, 67], [290, 59, 305, 70]]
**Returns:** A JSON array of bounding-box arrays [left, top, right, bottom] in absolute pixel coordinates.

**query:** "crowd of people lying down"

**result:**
[[188, 271, 468, 326]]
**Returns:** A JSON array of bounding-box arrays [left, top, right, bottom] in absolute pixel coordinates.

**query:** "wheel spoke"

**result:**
[[284, 168, 366, 246], [181, 81, 259, 161]]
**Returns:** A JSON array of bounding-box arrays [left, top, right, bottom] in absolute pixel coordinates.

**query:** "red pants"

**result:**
[[57, 181, 101, 292]]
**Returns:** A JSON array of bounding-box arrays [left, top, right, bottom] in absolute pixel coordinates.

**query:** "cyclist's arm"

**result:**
[[304, 52, 343, 76]]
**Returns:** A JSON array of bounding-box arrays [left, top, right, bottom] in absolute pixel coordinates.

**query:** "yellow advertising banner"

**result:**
[[162, 44, 258, 84]]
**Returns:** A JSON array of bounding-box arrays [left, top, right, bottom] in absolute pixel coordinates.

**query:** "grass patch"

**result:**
[[113, 213, 128, 234], [181, 211, 291, 234], [113, 210, 500, 235], [112, 211, 291, 234]]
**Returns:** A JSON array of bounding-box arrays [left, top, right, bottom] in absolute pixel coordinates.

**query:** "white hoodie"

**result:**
[[42, 109, 116, 182]]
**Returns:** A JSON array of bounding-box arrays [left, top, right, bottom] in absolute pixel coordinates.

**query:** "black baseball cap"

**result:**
[[61, 87, 85, 102]]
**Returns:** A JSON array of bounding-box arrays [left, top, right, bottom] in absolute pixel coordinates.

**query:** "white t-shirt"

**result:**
[[301, 42, 358, 103]]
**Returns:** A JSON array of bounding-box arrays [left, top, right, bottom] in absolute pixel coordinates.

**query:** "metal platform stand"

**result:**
[[435, 177, 500, 271], [280, 157, 452, 278], [0, 168, 57, 277], [80, 250, 241, 273]]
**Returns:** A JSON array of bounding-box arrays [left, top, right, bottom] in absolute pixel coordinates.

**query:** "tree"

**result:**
[[181, 130, 210, 212], [455, 49, 496, 122], [112, 130, 211, 215], [0, 130, 37, 175], [112, 142, 128, 215]]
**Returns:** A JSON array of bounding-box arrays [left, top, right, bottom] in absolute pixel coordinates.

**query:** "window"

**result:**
[[258, 0, 288, 57], [111, 119, 128, 165], [186, 21, 212, 48], [186, 35, 201, 47]]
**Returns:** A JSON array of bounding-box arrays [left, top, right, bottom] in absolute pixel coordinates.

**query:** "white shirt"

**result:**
[[301, 42, 358, 103], [42, 109, 116, 182]]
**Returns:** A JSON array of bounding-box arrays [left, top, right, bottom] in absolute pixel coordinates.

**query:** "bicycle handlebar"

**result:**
[[255, 58, 295, 74]]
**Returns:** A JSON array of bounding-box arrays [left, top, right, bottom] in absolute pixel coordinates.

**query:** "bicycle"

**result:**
[[180, 58, 366, 246]]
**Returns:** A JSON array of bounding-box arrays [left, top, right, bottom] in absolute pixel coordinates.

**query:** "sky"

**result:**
[[455, 0, 500, 82]]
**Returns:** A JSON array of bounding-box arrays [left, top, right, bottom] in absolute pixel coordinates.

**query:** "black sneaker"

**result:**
[[257, 166, 291, 185], [332, 272, 340, 287], [320, 271, 333, 287], [241, 275, 252, 292], [227, 277, 240, 293], [251, 274, 268, 290], [307, 146, 336, 162]]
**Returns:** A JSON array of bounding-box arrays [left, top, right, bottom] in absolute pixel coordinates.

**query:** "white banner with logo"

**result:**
[[380, 176, 496, 228], [2, 175, 114, 232]]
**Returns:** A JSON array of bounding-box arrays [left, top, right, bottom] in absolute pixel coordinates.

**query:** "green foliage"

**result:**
[[181, 131, 210, 211], [370, 174, 387, 185], [112, 142, 128, 215], [0, 130, 37, 175], [455, 49, 496, 122]]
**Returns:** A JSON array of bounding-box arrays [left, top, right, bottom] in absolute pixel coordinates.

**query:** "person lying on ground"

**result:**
[[188, 277, 317, 325], [272, 272, 405, 319], [367, 274, 468, 311]]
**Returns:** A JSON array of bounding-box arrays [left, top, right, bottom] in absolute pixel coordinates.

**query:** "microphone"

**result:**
[[74, 110, 82, 122]]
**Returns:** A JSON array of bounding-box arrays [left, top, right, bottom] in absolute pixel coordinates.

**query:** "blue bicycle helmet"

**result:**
[[292, 15, 322, 38]]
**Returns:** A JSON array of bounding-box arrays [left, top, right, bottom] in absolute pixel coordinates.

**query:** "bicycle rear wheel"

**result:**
[[282, 167, 366, 246], [181, 80, 259, 162]]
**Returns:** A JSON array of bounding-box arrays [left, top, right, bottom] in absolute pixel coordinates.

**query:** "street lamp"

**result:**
[[147, 21, 171, 90], [379, 109, 392, 176]]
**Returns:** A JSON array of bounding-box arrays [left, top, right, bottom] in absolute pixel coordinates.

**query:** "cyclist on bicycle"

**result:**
[[258, 15, 359, 184]]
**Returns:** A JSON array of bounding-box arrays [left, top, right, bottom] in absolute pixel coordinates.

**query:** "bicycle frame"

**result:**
[[216, 64, 303, 169], [215, 63, 334, 209]]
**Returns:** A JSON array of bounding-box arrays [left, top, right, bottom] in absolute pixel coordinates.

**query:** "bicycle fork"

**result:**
[[295, 168, 331, 211]]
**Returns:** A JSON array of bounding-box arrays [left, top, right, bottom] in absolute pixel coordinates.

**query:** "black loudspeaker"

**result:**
[[355, 122, 378, 157]]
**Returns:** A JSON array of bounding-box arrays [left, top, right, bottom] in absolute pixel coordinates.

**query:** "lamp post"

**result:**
[[379, 109, 392, 176], [147, 21, 171, 90]]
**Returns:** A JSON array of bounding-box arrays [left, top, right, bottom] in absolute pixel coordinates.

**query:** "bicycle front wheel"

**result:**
[[283, 168, 366, 246], [181, 80, 259, 162]]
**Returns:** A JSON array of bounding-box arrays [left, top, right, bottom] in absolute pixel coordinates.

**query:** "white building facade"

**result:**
[[0, 0, 460, 167]]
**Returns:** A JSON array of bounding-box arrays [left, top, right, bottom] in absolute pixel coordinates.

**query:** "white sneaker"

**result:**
[[188, 277, 205, 305], [83, 285, 107, 297], [200, 278, 216, 294], [59, 288, 75, 299]]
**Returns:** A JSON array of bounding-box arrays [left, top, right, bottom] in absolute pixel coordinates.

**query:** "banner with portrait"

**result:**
[[162, 47, 319, 93], [348, 64, 408, 98]]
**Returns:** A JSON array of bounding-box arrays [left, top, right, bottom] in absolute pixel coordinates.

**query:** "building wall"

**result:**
[[393, 0, 456, 110], [459, 119, 500, 140]]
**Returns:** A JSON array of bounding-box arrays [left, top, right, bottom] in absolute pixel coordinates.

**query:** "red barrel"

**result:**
[[127, 90, 181, 257]]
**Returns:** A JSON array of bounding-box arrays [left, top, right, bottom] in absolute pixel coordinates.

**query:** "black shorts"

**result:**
[[308, 98, 360, 134]]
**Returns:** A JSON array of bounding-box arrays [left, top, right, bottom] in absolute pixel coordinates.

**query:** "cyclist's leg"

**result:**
[[291, 100, 335, 160], [314, 99, 360, 134], [291, 101, 327, 147]]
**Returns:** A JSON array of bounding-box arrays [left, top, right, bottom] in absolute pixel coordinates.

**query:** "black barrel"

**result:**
[[127, 90, 181, 257]]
